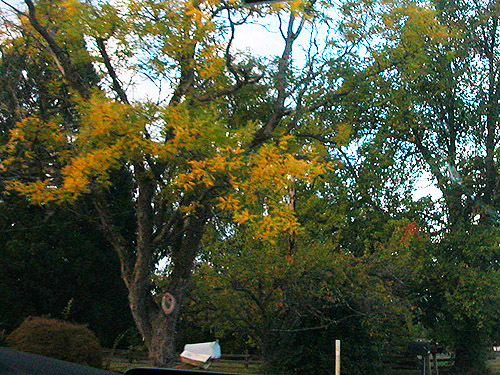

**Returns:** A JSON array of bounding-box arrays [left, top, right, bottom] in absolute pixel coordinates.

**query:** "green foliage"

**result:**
[[7, 317, 103, 368], [341, 0, 500, 371], [0, 0, 368, 365], [0, 29, 135, 346], [176, 217, 429, 374], [3, 0, 500, 370], [410, 225, 500, 374], [0, 190, 135, 347], [260, 315, 385, 375]]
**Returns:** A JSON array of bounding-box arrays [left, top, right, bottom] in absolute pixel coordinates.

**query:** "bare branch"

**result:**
[[93, 197, 134, 288], [0, 0, 26, 16], [95, 37, 130, 104], [23, 0, 90, 97]]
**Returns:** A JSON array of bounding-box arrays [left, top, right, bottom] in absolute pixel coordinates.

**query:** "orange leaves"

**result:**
[[61, 144, 122, 197], [244, 141, 330, 198], [253, 212, 300, 244], [1, 116, 67, 199], [130, 0, 218, 71], [175, 143, 245, 192], [5, 117, 66, 155], [400, 5, 448, 44], [171, 128, 332, 243], [184, 5, 205, 24], [246, 142, 326, 194], [181, 0, 216, 30], [6, 179, 58, 204], [215, 138, 331, 242], [3, 92, 333, 248], [196, 44, 225, 81], [60, 0, 81, 17], [233, 209, 254, 224], [78, 92, 148, 156], [2, 92, 153, 202], [217, 194, 241, 211], [41, 93, 151, 200], [399, 222, 422, 248], [159, 104, 227, 157], [380, 2, 450, 76]]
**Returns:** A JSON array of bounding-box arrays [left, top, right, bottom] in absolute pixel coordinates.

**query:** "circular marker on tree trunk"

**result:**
[[161, 293, 176, 315]]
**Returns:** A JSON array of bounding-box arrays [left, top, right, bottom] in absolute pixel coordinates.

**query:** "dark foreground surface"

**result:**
[[0, 347, 117, 375], [125, 368, 256, 375]]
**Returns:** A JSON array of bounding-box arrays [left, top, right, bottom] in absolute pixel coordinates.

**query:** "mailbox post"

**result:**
[[407, 340, 440, 375]]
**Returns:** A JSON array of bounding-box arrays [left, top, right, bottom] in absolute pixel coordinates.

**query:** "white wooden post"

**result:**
[[335, 339, 340, 375]]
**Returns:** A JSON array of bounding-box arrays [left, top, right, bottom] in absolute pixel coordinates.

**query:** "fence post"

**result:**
[[335, 340, 340, 375], [432, 352, 439, 375]]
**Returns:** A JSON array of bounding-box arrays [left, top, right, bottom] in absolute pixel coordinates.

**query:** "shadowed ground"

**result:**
[[0, 347, 117, 375]]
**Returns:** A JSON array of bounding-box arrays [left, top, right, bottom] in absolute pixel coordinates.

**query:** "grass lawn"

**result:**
[[203, 361, 261, 374], [104, 356, 152, 373], [104, 356, 262, 374], [105, 353, 500, 374]]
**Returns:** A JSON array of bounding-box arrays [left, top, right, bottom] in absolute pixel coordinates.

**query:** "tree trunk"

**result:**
[[126, 206, 209, 366], [125, 262, 195, 366], [452, 326, 488, 375], [148, 307, 180, 365], [126, 272, 189, 366]]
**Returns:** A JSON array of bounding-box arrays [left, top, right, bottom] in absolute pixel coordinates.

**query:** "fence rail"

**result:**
[[102, 348, 262, 365], [103, 347, 500, 373]]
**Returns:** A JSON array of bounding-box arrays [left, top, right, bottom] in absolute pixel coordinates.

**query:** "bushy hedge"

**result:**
[[7, 317, 102, 368]]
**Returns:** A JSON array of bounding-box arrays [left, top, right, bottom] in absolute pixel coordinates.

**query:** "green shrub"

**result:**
[[7, 317, 102, 368]]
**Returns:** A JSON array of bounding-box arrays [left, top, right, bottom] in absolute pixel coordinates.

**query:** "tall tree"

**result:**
[[0, 0, 364, 364], [347, 0, 500, 372]]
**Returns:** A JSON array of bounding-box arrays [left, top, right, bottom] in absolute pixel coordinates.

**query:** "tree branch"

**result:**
[[93, 197, 134, 288], [95, 37, 130, 104], [23, 0, 90, 98]]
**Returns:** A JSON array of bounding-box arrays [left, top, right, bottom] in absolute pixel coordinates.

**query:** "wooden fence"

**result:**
[[102, 348, 262, 370], [103, 348, 500, 373]]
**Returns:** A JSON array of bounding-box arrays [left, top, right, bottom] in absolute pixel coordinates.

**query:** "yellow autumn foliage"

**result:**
[[0, 0, 341, 245]]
